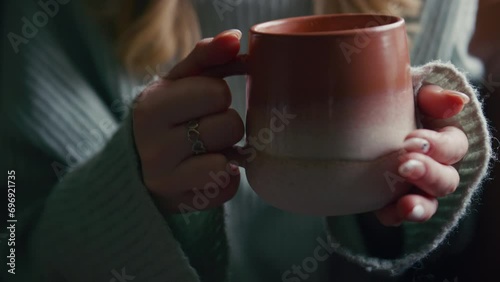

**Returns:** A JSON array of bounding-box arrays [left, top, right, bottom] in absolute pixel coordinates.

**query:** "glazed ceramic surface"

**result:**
[[242, 14, 415, 215]]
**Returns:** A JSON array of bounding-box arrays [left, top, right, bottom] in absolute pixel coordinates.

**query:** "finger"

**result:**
[[168, 109, 244, 162], [166, 77, 233, 125], [138, 76, 232, 127], [375, 194, 438, 226], [374, 201, 400, 227], [150, 154, 240, 212], [417, 85, 470, 121], [403, 126, 469, 165], [396, 194, 439, 223], [173, 154, 240, 211], [398, 152, 460, 198], [166, 29, 242, 80]]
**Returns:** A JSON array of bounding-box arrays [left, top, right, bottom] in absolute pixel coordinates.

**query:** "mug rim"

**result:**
[[250, 13, 405, 37]]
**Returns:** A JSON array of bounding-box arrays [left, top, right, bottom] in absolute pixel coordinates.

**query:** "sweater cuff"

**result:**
[[31, 114, 200, 282], [165, 208, 229, 282], [324, 61, 493, 275]]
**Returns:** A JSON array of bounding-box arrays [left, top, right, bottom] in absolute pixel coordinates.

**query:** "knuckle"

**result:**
[[434, 175, 459, 197], [191, 77, 231, 110], [212, 79, 232, 109], [144, 79, 170, 97], [437, 132, 452, 151], [424, 171, 446, 197], [427, 177, 448, 198], [439, 127, 469, 163], [133, 81, 172, 123], [432, 179, 449, 197]]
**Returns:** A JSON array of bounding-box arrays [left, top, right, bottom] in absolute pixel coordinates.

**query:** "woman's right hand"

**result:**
[[133, 30, 245, 213]]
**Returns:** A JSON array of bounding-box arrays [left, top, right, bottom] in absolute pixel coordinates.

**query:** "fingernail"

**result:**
[[398, 160, 425, 180], [229, 163, 240, 174], [445, 90, 470, 104], [224, 29, 242, 40], [199, 37, 214, 44], [403, 138, 430, 154], [407, 205, 426, 221]]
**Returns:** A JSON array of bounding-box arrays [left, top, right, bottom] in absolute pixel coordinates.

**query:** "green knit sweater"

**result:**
[[1, 0, 492, 281]]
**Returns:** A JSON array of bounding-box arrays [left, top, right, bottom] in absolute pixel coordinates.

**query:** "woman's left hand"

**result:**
[[376, 85, 470, 226]]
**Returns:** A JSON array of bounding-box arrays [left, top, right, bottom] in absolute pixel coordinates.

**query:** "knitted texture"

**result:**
[[325, 61, 493, 276], [1, 0, 224, 281], [1, 0, 492, 281], [166, 209, 230, 282], [28, 115, 201, 282]]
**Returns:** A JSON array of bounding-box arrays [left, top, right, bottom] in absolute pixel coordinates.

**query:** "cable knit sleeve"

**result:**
[[324, 61, 493, 276], [1, 1, 228, 281], [29, 115, 204, 282], [1, 36, 204, 282]]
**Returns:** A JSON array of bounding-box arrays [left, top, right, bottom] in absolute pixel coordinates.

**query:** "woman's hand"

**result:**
[[134, 28, 471, 221], [375, 85, 470, 226], [133, 30, 245, 213]]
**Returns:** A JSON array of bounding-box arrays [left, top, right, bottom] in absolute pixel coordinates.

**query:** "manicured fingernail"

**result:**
[[403, 138, 430, 154], [445, 90, 470, 104], [398, 160, 425, 180], [200, 37, 214, 44], [224, 29, 242, 40], [408, 205, 426, 221]]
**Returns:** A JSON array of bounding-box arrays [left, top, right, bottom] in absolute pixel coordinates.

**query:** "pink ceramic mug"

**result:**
[[220, 14, 416, 215]]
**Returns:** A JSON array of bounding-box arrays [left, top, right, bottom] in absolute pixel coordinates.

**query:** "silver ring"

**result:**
[[187, 119, 207, 155]]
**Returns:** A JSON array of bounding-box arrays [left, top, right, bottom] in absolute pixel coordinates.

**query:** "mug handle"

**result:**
[[201, 54, 249, 78], [201, 54, 252, 168]]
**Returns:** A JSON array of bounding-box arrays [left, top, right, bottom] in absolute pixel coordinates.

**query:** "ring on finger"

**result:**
[[186, 119, 207, 155]]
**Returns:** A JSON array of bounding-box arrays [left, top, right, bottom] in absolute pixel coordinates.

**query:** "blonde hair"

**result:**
[[314, 0, 422, 17], [87, 0, 422, 73], [85, 0, 200, 73]]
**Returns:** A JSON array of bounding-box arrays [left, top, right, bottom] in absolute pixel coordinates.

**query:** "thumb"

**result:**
[[165, 29, 243, 80], [417, 85, 470, 120]]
